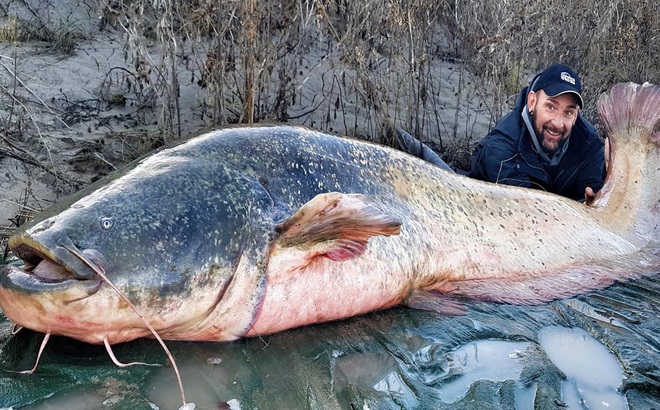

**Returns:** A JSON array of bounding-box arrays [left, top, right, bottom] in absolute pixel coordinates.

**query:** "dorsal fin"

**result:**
[[275, 192, 401, 261]]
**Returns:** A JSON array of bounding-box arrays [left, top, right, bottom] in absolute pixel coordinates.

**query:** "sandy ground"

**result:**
[[0, 2, 496, 245]]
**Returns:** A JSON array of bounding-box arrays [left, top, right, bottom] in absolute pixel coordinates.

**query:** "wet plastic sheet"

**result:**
[[1, 273, 659, 410]]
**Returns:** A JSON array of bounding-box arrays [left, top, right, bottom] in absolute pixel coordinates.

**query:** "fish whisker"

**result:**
[[60, 243, 192, 409], [248, 323, 270, 349], [103, 337, 161, 367], [4, 333, 51, 375]]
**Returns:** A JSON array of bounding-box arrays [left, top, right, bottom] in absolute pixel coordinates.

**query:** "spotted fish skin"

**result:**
[[0, 83, 659, 344]]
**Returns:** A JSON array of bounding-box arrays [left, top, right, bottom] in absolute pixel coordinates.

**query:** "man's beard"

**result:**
[[532, 112, 566, 155]]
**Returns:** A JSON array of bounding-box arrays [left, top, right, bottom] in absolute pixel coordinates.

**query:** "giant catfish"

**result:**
[[0, 82, 659, 346]]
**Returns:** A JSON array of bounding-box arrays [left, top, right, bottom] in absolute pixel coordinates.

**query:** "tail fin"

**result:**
[[596, 82, 660, 247], [598, 82, 660, 144]]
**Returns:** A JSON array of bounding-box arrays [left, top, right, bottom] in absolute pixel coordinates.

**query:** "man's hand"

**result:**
[[584, 187, 600, 206], [585, 186, 597, 205]]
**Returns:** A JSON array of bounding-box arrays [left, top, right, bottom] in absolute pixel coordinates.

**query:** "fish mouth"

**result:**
[[2, 237, 103, 295]]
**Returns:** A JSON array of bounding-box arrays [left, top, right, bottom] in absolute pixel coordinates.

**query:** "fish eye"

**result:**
[[101, 217, 114, 230]]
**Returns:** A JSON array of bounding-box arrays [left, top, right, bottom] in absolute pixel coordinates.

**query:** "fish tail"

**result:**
[[595, 82, 660, 250], [598, 82, 660, 144]]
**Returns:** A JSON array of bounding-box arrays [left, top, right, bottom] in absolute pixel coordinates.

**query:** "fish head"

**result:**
[[0, 161, 244, 344]]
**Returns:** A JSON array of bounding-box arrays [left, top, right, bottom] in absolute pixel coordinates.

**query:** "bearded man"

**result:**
[[467, 64, 606, 203]]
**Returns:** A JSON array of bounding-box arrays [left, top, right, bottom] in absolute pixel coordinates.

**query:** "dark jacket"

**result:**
[[467, 86, 605, 201]]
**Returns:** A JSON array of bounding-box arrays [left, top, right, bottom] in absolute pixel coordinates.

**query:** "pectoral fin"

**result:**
[[275, 192, 401, 261]]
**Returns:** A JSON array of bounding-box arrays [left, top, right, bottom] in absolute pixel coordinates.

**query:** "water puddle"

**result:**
[[538, 325, 627, 410], [333, 351, 419, 407], [435, 339, 536, 406]]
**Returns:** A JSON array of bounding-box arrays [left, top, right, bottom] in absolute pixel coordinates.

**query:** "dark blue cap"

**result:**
[[530, 64, 583, 108]]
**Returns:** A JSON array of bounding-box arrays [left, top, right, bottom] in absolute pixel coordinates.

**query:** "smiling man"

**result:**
[[468, 64, 606, 203]]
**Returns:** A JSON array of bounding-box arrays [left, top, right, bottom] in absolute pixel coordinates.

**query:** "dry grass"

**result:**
[[0, 10, 86, 54], [450, 0, 660, 123], [104, 0, 658, 167], [1, 0, 658, 191]]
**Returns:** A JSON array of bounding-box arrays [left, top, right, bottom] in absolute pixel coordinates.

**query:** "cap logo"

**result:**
[[560, 72, 576, 85]]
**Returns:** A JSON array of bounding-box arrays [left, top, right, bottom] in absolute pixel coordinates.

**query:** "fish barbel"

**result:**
[[0, 82, 658, 345]]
